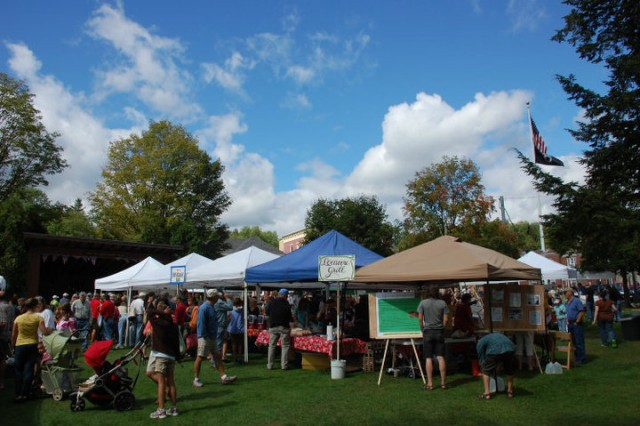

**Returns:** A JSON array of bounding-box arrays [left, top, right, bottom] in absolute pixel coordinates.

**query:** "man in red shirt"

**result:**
[[89, 293, 102, 341], [174, 295, 187, 334], [99, 294, 117, 341]]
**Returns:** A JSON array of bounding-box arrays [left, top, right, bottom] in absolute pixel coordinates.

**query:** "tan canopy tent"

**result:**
[[354, 236, 541, 284]]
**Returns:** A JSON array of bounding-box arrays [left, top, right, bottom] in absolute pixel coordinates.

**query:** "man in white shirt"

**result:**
[[129, 293, 146, 346]]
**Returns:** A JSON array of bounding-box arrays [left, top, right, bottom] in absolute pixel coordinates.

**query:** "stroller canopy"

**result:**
[[84, 340, 114, 369]]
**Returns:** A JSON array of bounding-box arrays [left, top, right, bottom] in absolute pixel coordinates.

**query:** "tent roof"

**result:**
[[354, 236, 541, 283], [245, 230, 383, 284], [223, 237, 282, 256], [518, 251, 576, 281], [128, 252, 215, 288], [94, 256, 164, 291], [185, 246, 280, 288]]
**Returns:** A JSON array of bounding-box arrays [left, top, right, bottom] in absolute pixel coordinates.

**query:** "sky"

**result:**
[[1, 0, 605, 239]]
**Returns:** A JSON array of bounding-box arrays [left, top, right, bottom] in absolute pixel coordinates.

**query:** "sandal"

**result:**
[[423, 384, 434, 390], [441, 384, 448, 390], [478, 393, 491, 400], [507, 390, 514, 398]]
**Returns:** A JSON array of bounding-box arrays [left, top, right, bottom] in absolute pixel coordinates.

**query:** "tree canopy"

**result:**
[[304, 195, 394, 256], [0, 72, 66, 202], [518, 0, 640, 302], [229, 226, 279, 248], [401, 156, 495, 247], [90, 120, 231, 257]]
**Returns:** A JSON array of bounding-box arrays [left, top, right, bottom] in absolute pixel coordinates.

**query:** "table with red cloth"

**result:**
[[255, 330, 368, 358]]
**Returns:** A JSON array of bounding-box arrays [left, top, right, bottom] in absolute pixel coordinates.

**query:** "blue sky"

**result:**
[[2, 1, 603, 237]]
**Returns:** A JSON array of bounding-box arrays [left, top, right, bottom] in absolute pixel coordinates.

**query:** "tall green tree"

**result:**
[[304, 195, 394, 256], [0, 188, 60, 293], [229, 226, 279, 248], [90, 121, 231, 257], [519, 0, 640, 305], [0, 73, 66, 202], [401, 156, 495, 249], [46, 199, 96, 238]]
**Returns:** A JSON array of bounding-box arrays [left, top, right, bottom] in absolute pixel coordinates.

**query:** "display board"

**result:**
[[483, 284, 546, 332], [368, 293, 422, 339]]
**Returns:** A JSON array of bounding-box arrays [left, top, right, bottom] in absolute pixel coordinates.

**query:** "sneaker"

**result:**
[[167, 407, 178, 417], [192, 378, 204, 388], [221, 375, 237, 385], [150, 408, 167, 419]]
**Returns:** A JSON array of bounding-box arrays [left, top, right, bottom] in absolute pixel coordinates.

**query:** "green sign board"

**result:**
[[369, 293, 422, 339]]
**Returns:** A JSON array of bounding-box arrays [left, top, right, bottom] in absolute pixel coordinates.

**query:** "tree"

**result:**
[[90, 121, 231, 257], [229, 226, 279, 248], [518, 0, 640, 305], [0, 188, 60, 293], [510, 221, 542, 253], [304, 195, 394, 256], [46, 199, 96, 238], [401, 156, 494, 248], [0, 73, 66, 202]]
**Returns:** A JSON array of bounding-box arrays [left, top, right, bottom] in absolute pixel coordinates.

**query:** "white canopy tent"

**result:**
[[128, 252, 215, 290], [94, 256, 164, 292], [518, 251, 577, 283]]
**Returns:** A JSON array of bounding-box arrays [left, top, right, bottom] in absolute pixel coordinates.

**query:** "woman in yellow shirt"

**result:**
[[11, 298, 50, 402]]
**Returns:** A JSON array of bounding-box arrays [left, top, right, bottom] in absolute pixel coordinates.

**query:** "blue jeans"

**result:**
[[129, 314, 143, 346], [118, 316, 128, 346], [568, 322, 586, 363], [14, 344, 38, 398], [75, 318, 90, 351], [615, 300, 622, 321], [586, 302, 595, 322], [102, 317, 115, 341], [557, 317, 568, 332], [597, 319, 616, 345]]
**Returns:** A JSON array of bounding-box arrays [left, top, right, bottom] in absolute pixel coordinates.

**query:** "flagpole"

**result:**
[[527, 102, 546, 252]]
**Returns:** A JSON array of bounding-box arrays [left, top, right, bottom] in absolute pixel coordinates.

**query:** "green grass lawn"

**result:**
[[2, 319, 640, 426]]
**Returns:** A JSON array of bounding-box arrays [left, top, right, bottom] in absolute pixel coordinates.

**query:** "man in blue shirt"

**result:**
[[192, 289, 237, 387], [565, 289, 586, 365], [476, 332, 516, 399]]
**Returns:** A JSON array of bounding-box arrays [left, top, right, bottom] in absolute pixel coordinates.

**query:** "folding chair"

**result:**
[[553, 331, 575, 369]]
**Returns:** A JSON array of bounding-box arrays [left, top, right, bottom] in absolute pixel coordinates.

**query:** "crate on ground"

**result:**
[[362, 340, 386, 372]]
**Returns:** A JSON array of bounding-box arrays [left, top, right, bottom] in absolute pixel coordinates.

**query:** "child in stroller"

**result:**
[[69, 336, 147, 412]]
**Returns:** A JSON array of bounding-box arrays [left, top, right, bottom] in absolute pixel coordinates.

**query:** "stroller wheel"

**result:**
[[114, 390, 135, 411], [70, 393, 85, 412], [52, 389, 64, 401]]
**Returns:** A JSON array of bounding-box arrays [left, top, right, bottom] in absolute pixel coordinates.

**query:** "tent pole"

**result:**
[[487, 281, 493, 333], [336, 282, 341, 361], [243, 282, 249, 363]]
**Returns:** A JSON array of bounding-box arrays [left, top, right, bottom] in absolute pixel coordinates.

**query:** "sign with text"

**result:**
[[318, 255, 355, 282], [170, 266, 186, 284]]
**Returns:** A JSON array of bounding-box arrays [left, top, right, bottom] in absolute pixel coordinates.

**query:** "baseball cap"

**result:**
[[278, 288, 289, 295], [206, 288, 217, 299]]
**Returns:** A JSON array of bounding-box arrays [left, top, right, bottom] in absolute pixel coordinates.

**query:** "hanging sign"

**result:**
[[318, 255, 355, 282], [170, 265, 186, 285]]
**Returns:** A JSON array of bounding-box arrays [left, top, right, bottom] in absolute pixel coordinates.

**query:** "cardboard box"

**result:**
[[301, 352, 329, 371]]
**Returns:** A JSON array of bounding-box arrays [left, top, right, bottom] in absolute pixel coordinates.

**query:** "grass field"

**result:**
[[2, 318, 639, 426]]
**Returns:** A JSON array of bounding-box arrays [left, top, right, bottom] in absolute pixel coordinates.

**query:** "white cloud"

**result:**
[[281, 92, 312, 110], [86, 3, 201, 119], [201, 52, 255, 94], [5, 42, 132, 205], [506, 0, 547, 33]]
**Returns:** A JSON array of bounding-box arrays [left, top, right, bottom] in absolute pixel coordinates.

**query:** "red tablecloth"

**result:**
[[255, 330, 367, 358]]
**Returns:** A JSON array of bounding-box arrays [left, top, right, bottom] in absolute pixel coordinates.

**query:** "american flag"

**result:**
[[530, 116, 564, 166]]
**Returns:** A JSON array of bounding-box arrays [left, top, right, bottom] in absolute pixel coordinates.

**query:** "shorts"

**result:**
[[146, 353, 176, 375], [482, 352, 515, 376], [230, 332, 243, 348], [197, 337, 217, 358], [422, 329, 445, 358]]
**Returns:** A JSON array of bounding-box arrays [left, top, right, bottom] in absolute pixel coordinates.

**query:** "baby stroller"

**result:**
[[40, 329, 84, 400], [69, 337, 147, 412]]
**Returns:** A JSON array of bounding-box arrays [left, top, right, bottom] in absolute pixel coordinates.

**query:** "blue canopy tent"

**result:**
[[245, 230, 383, 285], [246, 230, 384, 363]]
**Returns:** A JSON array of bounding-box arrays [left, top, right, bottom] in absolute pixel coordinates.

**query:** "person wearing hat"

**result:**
[[192, 289, 237, 387], [553, 298, 568, 332], [565, 289, 586, 365], [50, 295, 59, 308], [265, 289, 294, 370], [60, 293, 70, 305]]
